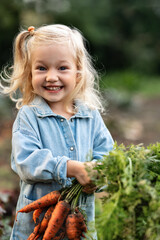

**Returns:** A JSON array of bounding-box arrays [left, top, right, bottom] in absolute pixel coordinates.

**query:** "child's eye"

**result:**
[[59, 66, 67, 71], [38, 66, 46, 71]]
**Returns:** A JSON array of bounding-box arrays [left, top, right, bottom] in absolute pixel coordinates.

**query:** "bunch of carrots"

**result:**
[[15, 180, 87, 240]]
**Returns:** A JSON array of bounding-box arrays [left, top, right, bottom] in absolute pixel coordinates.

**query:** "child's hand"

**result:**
[[67, 160, 91, 185], [67, 160, 97, 193]]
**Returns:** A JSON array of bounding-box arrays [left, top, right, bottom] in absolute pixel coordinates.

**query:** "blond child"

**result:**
[[1, 24, 114, 240]]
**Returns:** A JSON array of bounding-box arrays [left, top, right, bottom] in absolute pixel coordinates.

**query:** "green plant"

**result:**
[[93, 142, 160, 240]]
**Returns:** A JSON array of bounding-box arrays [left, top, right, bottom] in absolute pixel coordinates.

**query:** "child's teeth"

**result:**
[[47, 87, 61, 90]]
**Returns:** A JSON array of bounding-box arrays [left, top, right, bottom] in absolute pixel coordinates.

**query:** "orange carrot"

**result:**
[[27, 208, 44, 240], [28, 206, 55, 240], [66, 209, 87, 240], [38, 205, 54, 235], [35, 226, 66, 240], [33, 208, 44, 224], [75, 209, 87, 233], [15, 191, 60, 220], [42, 200, 71, 240], [53, 225, 66, 240], [33, 235, 40, 240], [66, 214, 81, 240], [27, 217, 41, 240], [27, 223, 41, 240]]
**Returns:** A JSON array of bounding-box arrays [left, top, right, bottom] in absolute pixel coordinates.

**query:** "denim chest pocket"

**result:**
[[16, 193, 34, 211]]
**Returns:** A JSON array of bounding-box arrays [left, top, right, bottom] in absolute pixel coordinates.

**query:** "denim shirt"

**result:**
[[10, 96, 114, 240]]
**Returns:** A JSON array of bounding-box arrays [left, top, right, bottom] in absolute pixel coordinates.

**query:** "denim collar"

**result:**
[[30, 96, 93, 119]]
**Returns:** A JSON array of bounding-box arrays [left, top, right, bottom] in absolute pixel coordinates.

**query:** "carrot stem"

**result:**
[[71, 187, 82, 211], [66, 183, 82, 203]]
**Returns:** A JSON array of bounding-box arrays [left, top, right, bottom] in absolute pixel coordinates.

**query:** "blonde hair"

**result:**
[[0, 24, 104, 112]]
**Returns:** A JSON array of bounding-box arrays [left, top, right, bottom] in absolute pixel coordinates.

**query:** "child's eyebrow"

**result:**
[[59, 60, 71, 64], [33, 59, 73, 67], [33, 60, 45, 65]]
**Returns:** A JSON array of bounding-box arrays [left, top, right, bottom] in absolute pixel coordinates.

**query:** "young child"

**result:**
[[1, 24, 114, 240]]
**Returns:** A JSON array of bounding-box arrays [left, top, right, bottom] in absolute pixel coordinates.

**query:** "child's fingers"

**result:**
[[84, 161, 100, 180]]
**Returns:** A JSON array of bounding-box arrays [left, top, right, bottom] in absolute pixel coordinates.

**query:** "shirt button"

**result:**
[[70, 118, 73, 122], [60, 118, 64, 122], [70, 147, 74, 151]]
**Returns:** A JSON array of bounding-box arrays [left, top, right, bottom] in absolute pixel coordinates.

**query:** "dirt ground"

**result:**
[[105, 96, 160, 146]]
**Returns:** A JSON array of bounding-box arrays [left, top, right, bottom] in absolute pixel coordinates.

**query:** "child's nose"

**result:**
[[46, 69, 59, 82]]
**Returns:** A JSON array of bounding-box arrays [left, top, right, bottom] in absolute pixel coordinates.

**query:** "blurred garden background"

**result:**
[[0, 0, 160, 238]]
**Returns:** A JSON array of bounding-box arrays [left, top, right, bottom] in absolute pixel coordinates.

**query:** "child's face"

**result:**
[[31, 43, 78, 111]]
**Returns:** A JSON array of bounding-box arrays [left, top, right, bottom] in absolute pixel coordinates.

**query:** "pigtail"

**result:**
[[13, 30, 30, 64], [1, 29, 35, 108], [12, 31, 32, 104]]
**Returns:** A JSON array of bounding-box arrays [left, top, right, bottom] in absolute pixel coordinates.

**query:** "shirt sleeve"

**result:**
[[11, 112, 72, 187], [92, 110, 114, 160], [92, 111, 114, 193]]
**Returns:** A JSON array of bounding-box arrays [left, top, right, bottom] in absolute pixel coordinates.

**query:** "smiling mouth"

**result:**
[[44, 86, 63, 91]]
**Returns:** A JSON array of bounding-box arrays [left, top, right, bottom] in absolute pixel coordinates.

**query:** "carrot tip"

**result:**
[[15, 211, 19, 221]]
